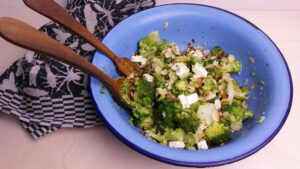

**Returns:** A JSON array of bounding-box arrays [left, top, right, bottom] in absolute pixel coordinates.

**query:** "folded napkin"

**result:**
[[0, 0, 156, 139]]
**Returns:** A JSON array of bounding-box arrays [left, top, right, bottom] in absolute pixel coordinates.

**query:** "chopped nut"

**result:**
[[221, 99, 230, 105], [242, 101, 248, 109], [250, 83, 255, 90]]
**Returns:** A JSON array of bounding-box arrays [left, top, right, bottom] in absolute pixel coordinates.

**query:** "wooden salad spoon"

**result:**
[[0, 17, 131, 108], [23, 0, 141, 77]]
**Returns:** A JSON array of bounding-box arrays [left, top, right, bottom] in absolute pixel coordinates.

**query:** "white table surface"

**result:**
[[0, 1, 300, 169]]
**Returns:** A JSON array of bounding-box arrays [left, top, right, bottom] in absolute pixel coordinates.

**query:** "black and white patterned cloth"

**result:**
[[0, 0, 156, 139]]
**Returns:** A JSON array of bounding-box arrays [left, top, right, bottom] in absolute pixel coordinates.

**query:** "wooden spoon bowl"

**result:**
[[0, 17, 132, 108]]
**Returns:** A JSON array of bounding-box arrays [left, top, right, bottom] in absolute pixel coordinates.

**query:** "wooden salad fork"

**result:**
[[0, 17, 131, 108], [23, 0, 141, 77]]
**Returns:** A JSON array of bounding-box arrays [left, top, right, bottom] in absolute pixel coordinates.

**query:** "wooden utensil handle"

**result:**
[[23, 0, 119, 61], [0, 17, 116, 88]]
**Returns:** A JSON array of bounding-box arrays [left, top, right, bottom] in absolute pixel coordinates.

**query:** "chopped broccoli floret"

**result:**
[[131, 106, 153, 128], [204, 122, 231, 145], [146, 128, 186, 145], [138, 31, 161, 58], [164, 128, 185, 141], [211, 46, 223, 56], [231, 80, 249, 100], [200, 76, 218, 92], [174, 80, 187, 91], [220, 57, 242, 73], [157, 99, 183, 128], [184, 132, 196, 147], [153, 73, 165, 87], [175, 110, 200, 133], [133, 78, 156, 106], [130, 78, 156, 128], [222, 105, 253, 125]]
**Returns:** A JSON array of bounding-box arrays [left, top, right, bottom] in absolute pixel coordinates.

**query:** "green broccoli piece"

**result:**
[[131, 105, 153, 128], [175, 110, 200, 133], [174, 55, 191, 62], [174, 80, 187, 91], [138, 31, 161, 58], [211, 46, 224, 56], [200, 76, 218, 92], [153, 73, 165, 88], [164, 128, 185, 142], [184, 132, 196, 147], [234, 87, 249, 100], [222, 105, 254, 125], [133, 78, 156, 106], [231, 79, 249, 100], [158, 99, 183, 128], [130, 78, 156, 128], [146, 129, 168, 145], [220, 57, 242, 73], [226, 60, 241, 73], [204, 122, 231, 145], [190, 102, 200, 112], [146, 128, 186, 145]]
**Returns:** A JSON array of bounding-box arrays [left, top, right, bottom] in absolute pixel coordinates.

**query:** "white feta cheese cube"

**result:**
[[213, 60, 219, 66], [179, 93, 199, 108], [192, 63, 208, 78], [169, 141, 185, 149], [131, 55, 147, 66], [171, 63, 190, 78], [197, 140, 208, 150], [143, 74, 154, 82], [186, 93, 199, 105], [214, 99, 221, 109], [178, 94, 189, 109], [193, 50, 204, 58]]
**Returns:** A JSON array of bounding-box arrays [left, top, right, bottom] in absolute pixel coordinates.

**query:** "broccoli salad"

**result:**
[[123, 31, 253, 150]]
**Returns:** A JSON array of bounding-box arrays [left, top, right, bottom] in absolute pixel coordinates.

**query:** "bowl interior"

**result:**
[[90, 4, 292, 167]]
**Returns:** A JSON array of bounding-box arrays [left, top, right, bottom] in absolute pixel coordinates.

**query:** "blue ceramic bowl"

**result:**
[[90, 4, 293, 167]]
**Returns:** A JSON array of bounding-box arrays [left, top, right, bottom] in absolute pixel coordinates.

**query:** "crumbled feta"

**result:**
[[213, 60, 219, 66], [178, 93, 199, 109], [143, 74, 154, 82], [214, 99, 221, 109], [192, 50, 204, 58], [169, 141, 185, 149], [171, 63, 190, 78], [197, 140, 208, 150], [192, 63, 208, 78], [186, 93, 199, 105], [131, 55, 147, 66], [178, 94, 189, 109]]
